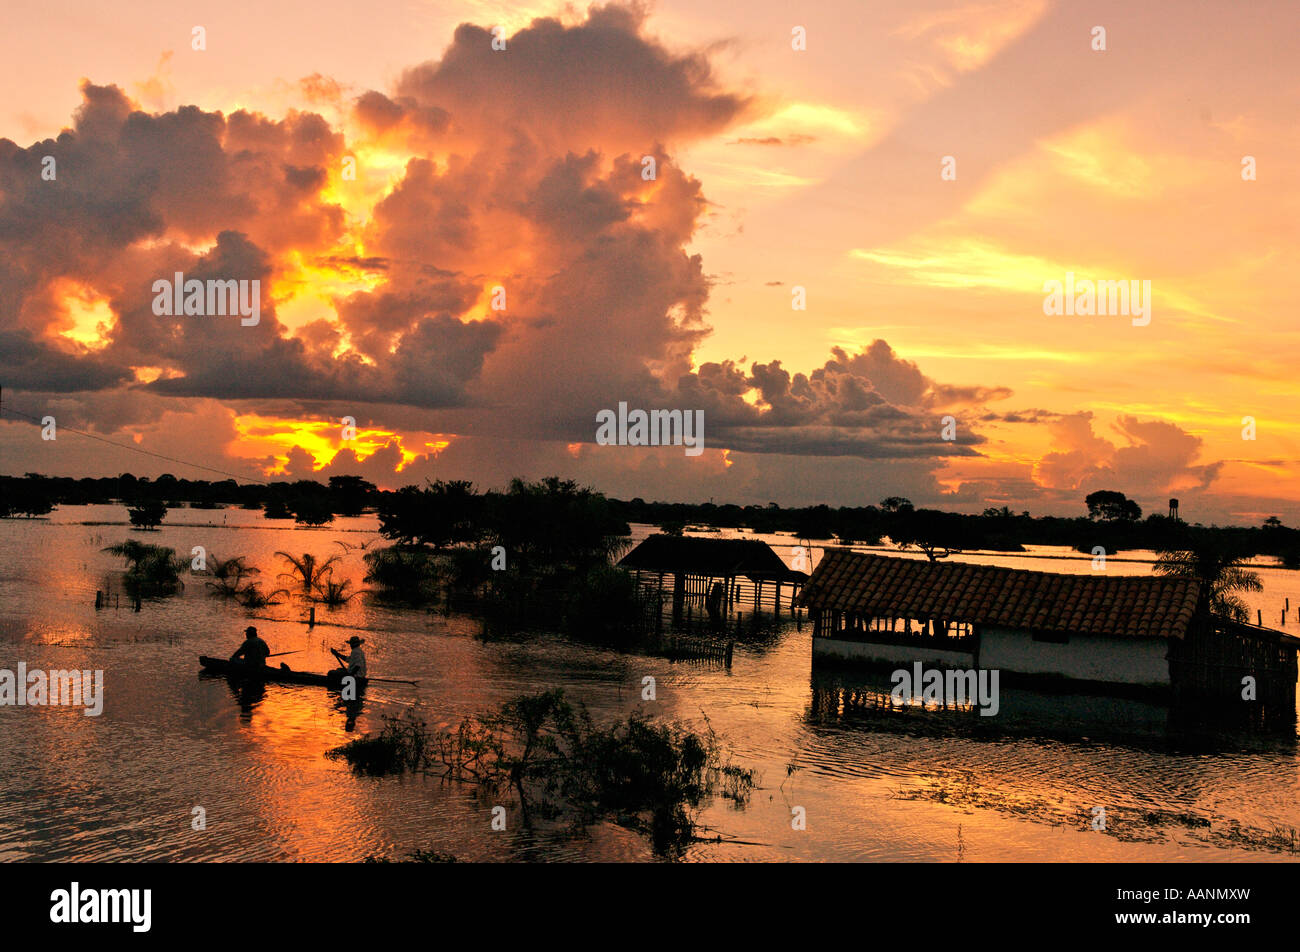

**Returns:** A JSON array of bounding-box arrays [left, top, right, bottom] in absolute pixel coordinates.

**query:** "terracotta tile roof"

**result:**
[[795, 550, 1204, 640]]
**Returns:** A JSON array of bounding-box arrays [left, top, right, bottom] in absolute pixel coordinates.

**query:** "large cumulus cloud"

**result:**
[[1, 3, 1036, 501]]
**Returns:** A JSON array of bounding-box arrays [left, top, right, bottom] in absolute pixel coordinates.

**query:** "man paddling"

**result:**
[[333, 635, 367, 680], [230, 626, 271, 669]]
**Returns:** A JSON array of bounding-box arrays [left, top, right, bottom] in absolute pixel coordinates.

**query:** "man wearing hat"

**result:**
[[229, 626, 271, 668], [336, 635, 367, 680]]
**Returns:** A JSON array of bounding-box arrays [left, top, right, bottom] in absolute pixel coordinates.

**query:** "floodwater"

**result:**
[[0, 505, 1298, 862]]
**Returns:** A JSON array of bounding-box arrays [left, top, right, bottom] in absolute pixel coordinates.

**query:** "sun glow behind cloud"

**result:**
[[229, 414, 451, 474], [53, 280, 114, 351]]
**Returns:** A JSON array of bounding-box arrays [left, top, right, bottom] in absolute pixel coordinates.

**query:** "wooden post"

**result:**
[[775, 581, 782, 618], [95, 590, 103, 610], [308, 605, 316, 628], [1257, 609, 1263, 627]]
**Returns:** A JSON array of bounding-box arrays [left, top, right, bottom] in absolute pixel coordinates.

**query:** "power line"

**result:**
[[0, 397, 270, 485]]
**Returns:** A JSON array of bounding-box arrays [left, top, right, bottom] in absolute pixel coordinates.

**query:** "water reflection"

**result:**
[[808, 665, 1298, 751], [1, 508, 1298, 861], [219, 674, 267, 722], [200, 669, 369, 730]]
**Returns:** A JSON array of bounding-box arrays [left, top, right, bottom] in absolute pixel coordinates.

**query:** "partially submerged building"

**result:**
[[795, 550, 1299, 707], [619, 534, 808, 617]]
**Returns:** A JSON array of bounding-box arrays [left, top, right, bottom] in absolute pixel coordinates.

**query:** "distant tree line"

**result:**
[[3, 472, 1298, 566], [0, 473, 377, 527]]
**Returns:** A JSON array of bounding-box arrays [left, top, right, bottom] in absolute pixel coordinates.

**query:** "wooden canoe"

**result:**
[[198, 655, 364, 689]]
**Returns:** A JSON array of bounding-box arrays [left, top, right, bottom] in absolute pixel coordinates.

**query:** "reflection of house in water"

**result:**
[[619, 534, 808, 621], [795, 551, 1299, 716]]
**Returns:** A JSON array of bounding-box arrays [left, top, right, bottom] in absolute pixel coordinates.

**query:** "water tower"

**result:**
[[1168, 498, 1180, 521]]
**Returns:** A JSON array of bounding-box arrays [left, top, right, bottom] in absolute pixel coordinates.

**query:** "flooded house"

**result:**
[[619, 534, 808, 619], [795, 550, 1300, 709]]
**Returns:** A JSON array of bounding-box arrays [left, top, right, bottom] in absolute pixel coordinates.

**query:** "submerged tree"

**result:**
[[487, 477, 630, 573], [126, 499, 167, 529], [1155, 542, 1263, 623], [292, 495, 336, 527], [327, 690, 754, 856], [376, 480, 483, 549], [1, 479, 56, 518], [363, 547, 444, 603]]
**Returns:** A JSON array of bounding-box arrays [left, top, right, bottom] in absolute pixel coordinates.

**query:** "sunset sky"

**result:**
[[1, 0, 1297, 523]]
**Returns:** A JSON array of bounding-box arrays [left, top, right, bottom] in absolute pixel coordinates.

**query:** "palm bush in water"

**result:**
[[204, 555, 260, 598], [102, 540, 187, 597], [312, 572, 367, 607], [1155, 542, 1263, 623], [275, 551, 342, 594], [236, 583, 289, 608]]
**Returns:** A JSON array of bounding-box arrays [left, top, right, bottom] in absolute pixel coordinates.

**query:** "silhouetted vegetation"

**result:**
[[1086, 489, 1143, 522], [275, 551, 343, 594], [203, 554, 260, 598], [313, 575, 366, 607], [1155, 541, 1264, 623], [126, 499, 167, 529], [102, 539, 187, 597], [366, 478, 641, 635], [363, 547, 445, 603], [0, 476, 56, 518], [363, 849, 460, 863], [7, 471, 1300, 566], [235, 583, 289, 608], [327, 691, 755, 855], [291, 495, 335, 526]]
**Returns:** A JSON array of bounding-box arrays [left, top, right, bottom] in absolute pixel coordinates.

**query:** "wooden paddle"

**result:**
[[267, 650, 300, 658]]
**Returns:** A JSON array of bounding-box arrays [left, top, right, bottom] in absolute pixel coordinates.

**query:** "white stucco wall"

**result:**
[[978, 626, 1170, 686], [812, 636, 976, 668]]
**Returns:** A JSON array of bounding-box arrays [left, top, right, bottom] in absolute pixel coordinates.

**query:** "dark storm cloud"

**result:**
[[0, 330, 132, 392]]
